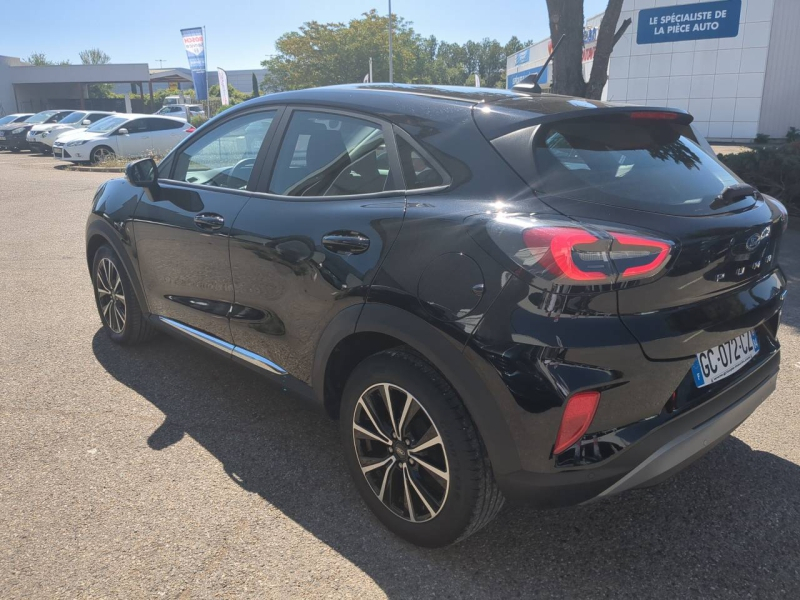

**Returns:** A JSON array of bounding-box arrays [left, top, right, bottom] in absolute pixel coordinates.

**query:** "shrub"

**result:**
[[189, 114, 209, 128], [787, 127, 800, 143], [754, 133, 770, 144], [719, 142, 800, 212]]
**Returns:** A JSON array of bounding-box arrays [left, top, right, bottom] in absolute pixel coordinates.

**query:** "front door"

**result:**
[[228, 108, 406, 382], [133, 108, 280, 342]]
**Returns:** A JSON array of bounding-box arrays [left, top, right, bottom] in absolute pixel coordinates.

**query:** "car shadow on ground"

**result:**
[[92, 329, 800, 597]]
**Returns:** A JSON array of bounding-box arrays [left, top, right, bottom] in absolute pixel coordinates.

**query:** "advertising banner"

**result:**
[[637, 0, 741, 45], [180, 27, 208, 100], [217, 68, 229, 105]]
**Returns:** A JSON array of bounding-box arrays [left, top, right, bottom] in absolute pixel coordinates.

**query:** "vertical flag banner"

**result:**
[[217, 68, 230, 105], [180, 27, 208, 100]]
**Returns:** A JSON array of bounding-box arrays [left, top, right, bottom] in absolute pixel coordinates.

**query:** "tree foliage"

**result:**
[[26, 52, 70, 66], [262, 10, 531, 91], [79, 48, 111, 65]]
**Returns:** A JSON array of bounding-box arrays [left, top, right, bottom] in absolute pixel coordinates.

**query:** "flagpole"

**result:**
[[388, 0, 394, 83], [369, 57, 373, 83]]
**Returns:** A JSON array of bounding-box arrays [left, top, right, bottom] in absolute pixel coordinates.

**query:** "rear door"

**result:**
[[115, 118, 153, 157], [146, 118, 188, 155], [227, 107, 406, 381], [133, 107, 281, 342]]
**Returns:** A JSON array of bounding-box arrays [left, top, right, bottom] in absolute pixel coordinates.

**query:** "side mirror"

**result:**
[[126, 158, 158, 188], [82, 119, 91, 126], [117, 128, 129, 135]]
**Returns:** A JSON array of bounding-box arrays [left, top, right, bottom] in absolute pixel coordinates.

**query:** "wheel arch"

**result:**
[[86, 219, 150, 316], [312, 302, 522, 475]]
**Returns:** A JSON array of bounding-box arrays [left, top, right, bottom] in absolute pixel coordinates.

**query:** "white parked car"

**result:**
[[155, 104, 205, 121], [27, 110, 114, 154], [53, 114, 194, 163]]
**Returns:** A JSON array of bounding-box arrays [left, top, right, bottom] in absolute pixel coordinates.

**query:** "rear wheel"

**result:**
[[92, 245, 154, 344], [340, 348, 504, 547], [90, 145, 114, 164]]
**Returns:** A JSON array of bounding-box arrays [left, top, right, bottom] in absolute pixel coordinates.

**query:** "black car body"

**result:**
[[0, 110, 72, 151], [85, 85, 786, 547]]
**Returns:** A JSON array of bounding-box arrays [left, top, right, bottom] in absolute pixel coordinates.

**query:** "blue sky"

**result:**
[[3, 0, 610, 70]]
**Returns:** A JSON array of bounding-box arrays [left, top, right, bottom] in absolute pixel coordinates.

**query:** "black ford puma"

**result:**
[[86, 84, 786, 547]]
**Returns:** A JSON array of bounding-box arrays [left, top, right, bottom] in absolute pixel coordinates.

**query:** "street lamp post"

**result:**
[[388, 0, 394, 83]]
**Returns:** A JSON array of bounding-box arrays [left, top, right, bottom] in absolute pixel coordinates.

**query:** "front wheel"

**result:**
[[90, 145, 114, 164], [340, 348, 504, 547], [92, 245, 154, 344]]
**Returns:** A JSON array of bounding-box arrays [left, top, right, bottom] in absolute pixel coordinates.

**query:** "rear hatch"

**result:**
[[477, 104, 787, 359]]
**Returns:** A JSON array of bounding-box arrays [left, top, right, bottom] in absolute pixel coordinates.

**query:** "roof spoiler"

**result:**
[[512, 34, 565, 94]]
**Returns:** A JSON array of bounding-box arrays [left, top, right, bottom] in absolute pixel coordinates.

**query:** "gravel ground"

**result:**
[[2, 153, 800, 599]]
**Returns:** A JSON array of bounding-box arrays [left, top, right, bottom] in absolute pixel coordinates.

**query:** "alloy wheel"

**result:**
[[352, 383, 450, 523], [93, 147, 113, 163], [96, 257, 126, 334]]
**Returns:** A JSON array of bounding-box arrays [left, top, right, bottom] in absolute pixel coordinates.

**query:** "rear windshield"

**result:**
[[533, 118, 741, 214]]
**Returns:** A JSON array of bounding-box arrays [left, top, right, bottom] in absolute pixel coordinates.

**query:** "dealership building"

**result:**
[[507, 0, 800, 141]]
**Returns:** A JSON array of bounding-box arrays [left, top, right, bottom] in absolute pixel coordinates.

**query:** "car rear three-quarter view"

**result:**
[[85, 85, 786, 548]]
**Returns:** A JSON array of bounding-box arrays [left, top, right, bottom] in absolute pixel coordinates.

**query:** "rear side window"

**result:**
[[269, 111, 395, 197], [396, 136, 444, 190], [533, 118, 739, 212]]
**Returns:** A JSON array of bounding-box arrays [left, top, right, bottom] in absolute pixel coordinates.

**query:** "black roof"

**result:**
[[234, 84, 688, 139]]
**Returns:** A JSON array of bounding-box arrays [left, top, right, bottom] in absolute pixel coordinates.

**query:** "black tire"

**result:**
[[92, 245, 155, 345], [340, 348, 504, 547], [90, 145, 114, 164], [10, 147, 21, 153]]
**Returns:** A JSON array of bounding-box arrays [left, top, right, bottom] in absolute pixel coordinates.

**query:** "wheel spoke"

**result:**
[[405, 469, 437, 517], [410, 433, 443, 454], [378, 461, 395, 501], [360, 455, 394, 474], [401, 467, 416, 522], [354, 423, 391, 445], [411, 455, 449, 484], [101, 299, 112, 316], [381, 384, 400, 438], [397, 391, 416, 439], [356, 398, 392, 445], [114, 304, 125, 329]]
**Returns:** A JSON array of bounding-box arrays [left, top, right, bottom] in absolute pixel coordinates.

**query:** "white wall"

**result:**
[[607, 0, 774, 141]]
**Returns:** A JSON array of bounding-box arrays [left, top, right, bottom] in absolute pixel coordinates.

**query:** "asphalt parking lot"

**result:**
[[2, 152, 800, 599]]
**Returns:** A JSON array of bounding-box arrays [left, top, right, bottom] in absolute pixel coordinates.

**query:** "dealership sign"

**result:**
[[180, 27, 208, 100], [507, 65, 548, 89], [637, 0, 741, 44]]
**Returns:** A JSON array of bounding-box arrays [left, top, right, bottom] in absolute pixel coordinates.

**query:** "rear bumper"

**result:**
[[495, 349, 779, 506]]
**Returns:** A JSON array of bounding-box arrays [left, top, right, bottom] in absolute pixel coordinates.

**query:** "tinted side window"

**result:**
[[87, 113, 108, 123], [172, 110, 276, 190], [269, 111, 394, 197], [396, 136, 444, 190], [124, 119, 148, 134], [145, 118, 176, 131]]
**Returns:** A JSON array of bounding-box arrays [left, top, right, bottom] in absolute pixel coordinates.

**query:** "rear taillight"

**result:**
[[473, 215, 675, 291], [185, 126, 196, 133], [553, 391, 600, 455]]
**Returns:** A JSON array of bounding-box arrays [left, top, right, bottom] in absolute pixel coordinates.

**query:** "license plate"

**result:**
[[691, 331, 759, 388]]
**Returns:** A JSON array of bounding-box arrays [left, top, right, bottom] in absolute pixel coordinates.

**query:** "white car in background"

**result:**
[[155, 104, 205, 121], [53, 114, 194, 163], [26, 110, 114, 154]]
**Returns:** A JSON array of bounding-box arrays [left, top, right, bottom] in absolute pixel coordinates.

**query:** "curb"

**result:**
[[62, 165, 125, 173]]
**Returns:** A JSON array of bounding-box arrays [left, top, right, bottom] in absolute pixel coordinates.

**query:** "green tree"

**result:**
[[26, 52, 70, 66], [252, 73, 260, 97], [79, 48, 110, 65]]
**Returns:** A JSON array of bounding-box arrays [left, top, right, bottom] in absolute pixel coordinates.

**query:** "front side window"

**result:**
[[269, 111, 394, 197], [86, 113, 110, 124], [172, 110, 276, 190], [47, 111, 72, 123]]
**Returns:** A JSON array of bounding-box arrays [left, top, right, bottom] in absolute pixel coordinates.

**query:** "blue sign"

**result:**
[[180, 27, 208, 100], [507, 65, 548, 89], [514, 48, 530, 66], [637, 0, 741, 45]]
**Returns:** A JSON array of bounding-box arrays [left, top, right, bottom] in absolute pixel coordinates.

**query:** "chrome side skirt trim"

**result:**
[[158, 317, 287, 376], [159, 317, 234, 353], [231, 346, 287, 375]]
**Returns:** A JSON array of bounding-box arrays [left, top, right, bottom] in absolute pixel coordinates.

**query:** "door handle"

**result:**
[[322, 231, 370, 255], [194, 213, 225, 231]]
